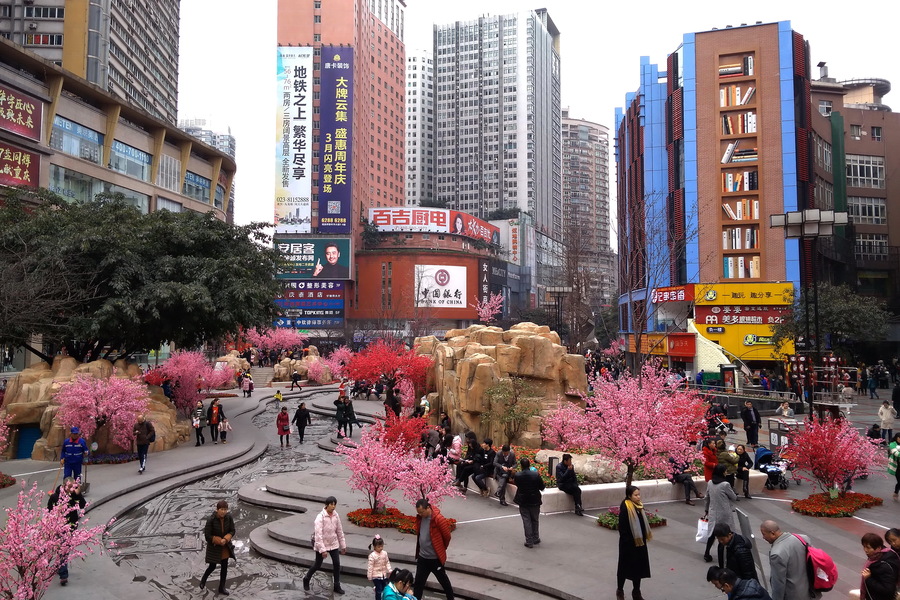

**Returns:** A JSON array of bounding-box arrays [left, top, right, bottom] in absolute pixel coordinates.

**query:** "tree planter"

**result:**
[[596, 507, 667, 530], [347, 508, 457, 534], [791, 492, 882, 517]]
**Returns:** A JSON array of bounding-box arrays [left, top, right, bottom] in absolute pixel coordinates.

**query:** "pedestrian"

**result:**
[[60, 427, 88, 481], [344, 396, 362, 436], [669, 457, 703, 505], [334, 395, 348, 438], [367, 535, 392, 600], [889, 433, 900, 500], [338, 378, 347, 399], [493, 444, 516, 506], [199, 500, 236, 596], [703, 465, 737, 562], [740, 400, 761, 448], [412, 498, 455, 600], [878, 400, 897, 441], [774, 401, 794, 418], [702, 438, 718, 482], [513, 457, 545, 547], [274, 390, 284, 403], [383, 568, 415, 600], [556, 453, 584, 515], [192, 400, 207, 446], [869, 372, 880, 399], [133, 414, 155, 474], [716, 440, 739, 491], [716, 568, 772, 600], [303, 496, 347, 595], [438, 411, 451, 433], [856, 532, 900, 600], [884, 528, 900, 554], [241, 375, 253, 397], [292, 402, 312, 443], [291, 370, 301, 391], [759, 520, 822, 600], [47, 478, 86, 586], [712, 523, 757, 580], [207, 398, 225, 444], [615, 485, 652, 600], [277, 406, 291, 447], [735, 444, 754, 499], [219, 418, 232, 443]]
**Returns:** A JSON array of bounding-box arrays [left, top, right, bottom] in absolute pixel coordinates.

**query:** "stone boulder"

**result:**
[[535, 449, 628, 484], [415, 323, 588, 448]]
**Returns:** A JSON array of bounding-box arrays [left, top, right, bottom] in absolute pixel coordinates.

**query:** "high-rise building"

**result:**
[[179, 118, 237, 222], [561, 108, 616, 309], [405, 48, 433, 206], [433, 10, 562, 239], [0, 0, 180, 124]]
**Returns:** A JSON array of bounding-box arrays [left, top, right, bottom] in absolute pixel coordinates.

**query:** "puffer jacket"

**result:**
[[313, 508, 346, 553]]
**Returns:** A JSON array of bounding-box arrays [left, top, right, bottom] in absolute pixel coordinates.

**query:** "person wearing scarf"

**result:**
[[859, 532, 900, 600], [616, 485, 652, 600]]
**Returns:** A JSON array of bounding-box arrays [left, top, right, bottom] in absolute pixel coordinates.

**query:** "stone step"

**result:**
[[249, 522, 558, 600], [237, 481, 312, 513]]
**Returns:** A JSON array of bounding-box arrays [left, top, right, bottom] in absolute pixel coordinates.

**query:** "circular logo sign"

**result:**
[[434, 269, 451, 287]]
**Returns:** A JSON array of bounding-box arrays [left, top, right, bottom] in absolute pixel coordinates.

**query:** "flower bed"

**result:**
[[0, 472, 16, 489], [791, 492, 883, 517], [347, 507, 457, 534], [205, 392, 239, 399], [596, 506, 667, 530], [86, 452, 137, 465]]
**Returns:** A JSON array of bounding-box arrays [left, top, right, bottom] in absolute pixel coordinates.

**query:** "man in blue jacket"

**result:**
[[60, 427, 88, 481]]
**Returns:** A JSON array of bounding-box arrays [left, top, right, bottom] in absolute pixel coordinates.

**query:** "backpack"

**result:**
[[793, 534, 838, 593]]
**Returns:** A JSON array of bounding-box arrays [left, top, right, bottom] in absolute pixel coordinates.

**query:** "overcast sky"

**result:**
[[178, 0, 899, 227]]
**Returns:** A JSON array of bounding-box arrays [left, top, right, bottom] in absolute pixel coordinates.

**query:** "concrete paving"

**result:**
[[0, 380, 895, 600]]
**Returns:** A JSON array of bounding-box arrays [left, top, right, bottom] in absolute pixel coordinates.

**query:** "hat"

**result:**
[[70, 426, 80, 435]]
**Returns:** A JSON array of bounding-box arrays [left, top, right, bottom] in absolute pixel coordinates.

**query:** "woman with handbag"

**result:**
[[703, 465, 737, 563], [192, 400, 206, 446], [276, 406, 291, 448], [199, 500, 236, 596]]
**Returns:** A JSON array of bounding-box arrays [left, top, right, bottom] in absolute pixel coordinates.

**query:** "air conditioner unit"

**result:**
[[28, 23, 38, 30]]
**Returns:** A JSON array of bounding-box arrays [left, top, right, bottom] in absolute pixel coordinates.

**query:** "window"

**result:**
[[848, 196, 886, 225], [855, 233, 889, 261], [24, 34, 63, 46], [156, 154, 182, 192], [314, 0, 321, 6], [49, 116, 103, 164], [313, 34, 321, 42], [48, 165, 149, 213], [818, 100, 832, 116], [314, 15, 321, 23], [109, 140, 152, 181], [183, 171, 212, 203], [872, 126, 883, 142], [850, 124, 862, 138], [25, 6, 65, 18], [846, 154, 885, 188], [156, 197, 183, 212], [1, 6, 9, 17]]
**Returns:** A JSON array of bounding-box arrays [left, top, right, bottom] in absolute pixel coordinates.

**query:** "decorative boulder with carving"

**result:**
[[1, 357, 186, 461], [415, 323, 588, 448]]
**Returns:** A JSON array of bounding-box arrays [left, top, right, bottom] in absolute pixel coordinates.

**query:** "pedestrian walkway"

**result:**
[[0, 382, 896, 600]]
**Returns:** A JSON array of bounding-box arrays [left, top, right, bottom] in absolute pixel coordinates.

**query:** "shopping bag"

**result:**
[[696, 518, 709, 542]]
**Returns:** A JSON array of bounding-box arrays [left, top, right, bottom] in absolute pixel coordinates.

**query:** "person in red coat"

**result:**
[[703, 439, 719, 482], [413, 499, 454, 600], [276, 406, 291, 448]]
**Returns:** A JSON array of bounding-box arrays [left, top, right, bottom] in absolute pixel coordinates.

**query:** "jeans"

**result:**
[[136, 444, 149, 470], [209, 425, 220, 443], [413, 557, 454, 600], [474, 472, 492, 491], [58, 556, 69, 581], [882, 429, 893, 441], [304, 548, 341, 588], [201, 559, 229, 591], [518, 504, 541, 545], [373, 577, 387, 600]]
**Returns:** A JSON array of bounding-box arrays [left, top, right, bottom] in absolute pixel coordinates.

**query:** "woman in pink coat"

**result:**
[[276, 406, 291, 448], [302, 496, 347, 594]]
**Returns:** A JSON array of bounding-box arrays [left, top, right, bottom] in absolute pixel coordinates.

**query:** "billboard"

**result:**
[[318, 46, 354, 233], [275, 280, 345, 328], [368, 207, 499, 244], [0, 84, 42, 141], [0, 141, 38, 187], [414, 265, 467, 308], [275, 238, 352, 280], [275, 46, 314, 234], [451, 210, 500, 245]]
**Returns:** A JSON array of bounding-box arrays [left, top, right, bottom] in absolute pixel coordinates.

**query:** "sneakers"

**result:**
[[138, 467, 144, 474]]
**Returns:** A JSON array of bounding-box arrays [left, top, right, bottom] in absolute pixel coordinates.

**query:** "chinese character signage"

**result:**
[[451, 211, 500, 245], [275, 46, 314, 234], [695, 283, 794, 305], [275, 280, 345, 328], [509, 219, 521, 265], [415, 265, 467, 308], [650, 285, 694, 303], [367, 207, 499, 244], [0, 141, 38, 187], [695, 305, 791, 327], [275, 238, 352, 280], [0, 84, 42, 142], [318, 46, 353, 234]]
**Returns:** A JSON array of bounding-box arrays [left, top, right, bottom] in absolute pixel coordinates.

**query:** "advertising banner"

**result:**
[[508, 219, 521, 265], [650, 285, 695, 303], [318, 46, 354, 234], [694, 283, 794, 305], [275, 280, 345, 329], [275, 46, 314, 234], [0, 141, 39, 187], [414, 265, 467, 308], [369, 207, 450, 232], [478, 259, 491, 307], [450, 210, 500, 245], [0, 84, 42, 141], [275, 238, 352, 280]]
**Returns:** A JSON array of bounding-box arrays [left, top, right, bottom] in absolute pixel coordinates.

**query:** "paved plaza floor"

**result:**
[[0, 381, 895, 599]]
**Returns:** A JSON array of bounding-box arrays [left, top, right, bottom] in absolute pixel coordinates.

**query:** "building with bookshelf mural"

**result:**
[[614, 21, 812, 373]]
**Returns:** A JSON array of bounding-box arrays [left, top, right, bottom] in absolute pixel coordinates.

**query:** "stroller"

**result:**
[[755, 446, 799, 490]]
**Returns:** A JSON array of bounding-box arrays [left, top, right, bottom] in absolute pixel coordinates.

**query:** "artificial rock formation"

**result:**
[[272, 345, 332, 383], [415, 323, 588, 448], [1, 357, 187, 461]]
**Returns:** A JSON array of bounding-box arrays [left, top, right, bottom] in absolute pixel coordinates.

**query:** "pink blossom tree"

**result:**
[[397, 455, 463, 508], [54, 373, 151, 449], [244, 328, 307, 354], [0, 482, 108, 599], [159, 351, 223, 416], [784, 416, 887, 496], [336, 426, 409, 512], [0, 414, 10, 456], [306, 359, 331, 384], [396, 378, 416, 416], [542, 364, 707, 486], [324, 346, 353, 380], [471, 292, 504, 324]]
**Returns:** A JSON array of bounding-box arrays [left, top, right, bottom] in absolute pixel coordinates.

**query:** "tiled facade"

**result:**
[[404, 48, 433, 206]]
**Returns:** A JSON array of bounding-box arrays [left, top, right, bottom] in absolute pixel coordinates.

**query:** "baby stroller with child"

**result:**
[[755, 446, 800, 490], [705, 403, 736, 436]]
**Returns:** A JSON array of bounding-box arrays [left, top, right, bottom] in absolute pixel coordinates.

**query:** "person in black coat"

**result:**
[[47, 478, 87, 586], [555, 453, 584, 515], [454, 433, 483, 492], [718, 568, 772, 600], [713, 523, 757, 581], [513, 458, 545, 548], [740, 401, 762, 448], [200, 500, 236, 596], [860, 532, 900, 600], [473, 438, 496, 497], [292, 402, 312, 443], [735, 445, 755, 499], [616, 485, 651, 600]]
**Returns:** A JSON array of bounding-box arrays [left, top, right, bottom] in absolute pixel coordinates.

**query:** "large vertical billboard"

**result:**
[[275, 46, 314, 234], [318, 46, 354, 234]]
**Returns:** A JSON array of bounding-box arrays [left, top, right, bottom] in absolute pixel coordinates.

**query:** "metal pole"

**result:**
[[812, 237, 821, 420]]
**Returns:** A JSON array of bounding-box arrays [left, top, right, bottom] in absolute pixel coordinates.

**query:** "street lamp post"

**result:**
[[770, 209, 849, 418]]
